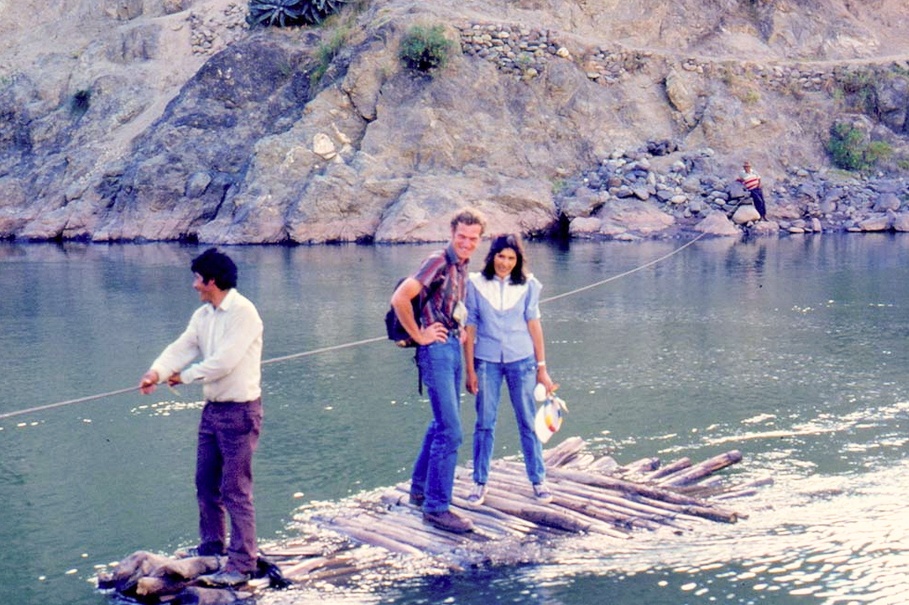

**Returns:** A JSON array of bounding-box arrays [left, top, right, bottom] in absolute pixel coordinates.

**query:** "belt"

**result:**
[[207, 397, 261, 406]]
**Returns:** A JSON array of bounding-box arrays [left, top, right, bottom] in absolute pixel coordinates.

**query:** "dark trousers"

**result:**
[[196, 399, 262, 573], [749, 187, 767, 219]]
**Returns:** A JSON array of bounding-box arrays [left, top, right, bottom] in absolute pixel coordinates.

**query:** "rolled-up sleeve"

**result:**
[[524, 277, 542, 321], [151, 289, 262, 402]]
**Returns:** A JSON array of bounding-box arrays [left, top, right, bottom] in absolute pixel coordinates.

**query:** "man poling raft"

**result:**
[[137, 249, 267, 589]]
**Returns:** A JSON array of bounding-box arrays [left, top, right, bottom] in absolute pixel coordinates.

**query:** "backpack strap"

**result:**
[[413, 256, 453, 395]]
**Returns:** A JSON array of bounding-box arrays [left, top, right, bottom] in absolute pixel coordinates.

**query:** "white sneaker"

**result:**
[[533, 482, 553, 504], [466, 483, 488, 507]]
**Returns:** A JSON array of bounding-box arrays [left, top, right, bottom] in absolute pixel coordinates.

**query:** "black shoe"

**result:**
[[409, 491, 425, 506], [422, 510, 474, 534]]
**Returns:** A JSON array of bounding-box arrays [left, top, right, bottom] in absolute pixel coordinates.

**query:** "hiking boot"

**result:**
[[408, 490, 425, 506], [533, 482, 553, 504], [466, 483, 488, 508], [422, 510, 474, 534], [198, 569, 251, 587]]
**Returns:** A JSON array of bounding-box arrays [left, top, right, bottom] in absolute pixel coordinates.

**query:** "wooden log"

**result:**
[[545, 489, 646, 532], [280, 555, 340, 579], [466, 473, 631, 538], [388, 482, 531, 537], [468, 453, 744, 525], [542, 436, 585, 467], [298, 560, 376, 584], [546, 467, 740, 523], [562, 453, 597, 470], [390, 480, 510, 536], [714, 488, 758, 500], [490, 468, 700, 532], [643, 457, 692, 482], [357, 509, 484, 551], [478, 491, 592, 533], [258, 545, 323, 559], [618, 457, 661, 475], [587, 455, 620, 473], [712, 477, 773, 503], [732, 476, 774, 490], [657, 450, 743, 487], [283, 549, 387, 583], [547, 465, 709, 506], [551, 482, 691, 531], [452, 497, 538, 534], [640, 496, 738, 523], [380, 490, 408, 508], [327, 517, 425, 556], [389, 510, 476, 549], [389, 508, 504, 552]]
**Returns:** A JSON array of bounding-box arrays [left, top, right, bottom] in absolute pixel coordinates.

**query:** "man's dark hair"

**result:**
[[480, 233, 527, 284], [191, 248, 238, 290]]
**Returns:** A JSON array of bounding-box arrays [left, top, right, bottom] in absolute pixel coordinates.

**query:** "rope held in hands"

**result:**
[[0, 233, 706, 422]]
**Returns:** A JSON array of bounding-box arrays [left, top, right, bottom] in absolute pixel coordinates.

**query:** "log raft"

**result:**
[[99, 438, 768, 604]]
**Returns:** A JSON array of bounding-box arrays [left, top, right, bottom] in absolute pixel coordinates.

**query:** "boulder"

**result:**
[[695, 211, 740, 236], [732, 204, 761, 224]]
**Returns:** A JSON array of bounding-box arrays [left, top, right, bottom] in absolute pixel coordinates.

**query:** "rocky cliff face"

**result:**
[[1, 0, 908, 243]]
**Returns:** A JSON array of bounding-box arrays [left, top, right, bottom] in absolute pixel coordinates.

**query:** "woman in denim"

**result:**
[[464, 234, 558, 507]]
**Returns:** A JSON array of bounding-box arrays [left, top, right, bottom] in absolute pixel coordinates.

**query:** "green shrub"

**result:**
[[310, 24, 351, 88], [398, 24, 452, 74], [827, 122, 892, 172], [865, 140, 893, 166], [247, 0, 348, 27]]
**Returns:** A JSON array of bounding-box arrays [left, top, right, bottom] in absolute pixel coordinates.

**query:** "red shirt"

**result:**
[[412, 244, 468, 331], [739, 169, 762, 190]]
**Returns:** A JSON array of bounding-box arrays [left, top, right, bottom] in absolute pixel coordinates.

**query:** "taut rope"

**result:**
[[0, 233, 706, 422]]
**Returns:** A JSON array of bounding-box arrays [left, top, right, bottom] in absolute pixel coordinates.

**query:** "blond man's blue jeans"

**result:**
[[411, 335, 463, 514]]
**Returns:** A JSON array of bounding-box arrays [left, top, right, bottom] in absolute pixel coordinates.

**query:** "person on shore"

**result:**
[[737, 160, 767, 220], [138, 248, 264, 587], [390, 207, 487, 534], [463, 234, 558, 507]]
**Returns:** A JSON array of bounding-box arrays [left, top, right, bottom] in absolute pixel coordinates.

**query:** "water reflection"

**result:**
[[2, 236, 908, 605]]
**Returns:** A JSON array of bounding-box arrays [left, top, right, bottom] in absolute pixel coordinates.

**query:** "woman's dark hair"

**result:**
[[191, 248, 238, 290], [481, 233, 527, 284]]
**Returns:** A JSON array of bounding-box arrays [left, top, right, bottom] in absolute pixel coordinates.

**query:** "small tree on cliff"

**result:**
[[398, 24, 453, 76], [827, 121, 893, 173]]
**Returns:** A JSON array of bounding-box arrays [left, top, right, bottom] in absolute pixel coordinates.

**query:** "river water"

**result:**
[[0, 234, 906, 605]]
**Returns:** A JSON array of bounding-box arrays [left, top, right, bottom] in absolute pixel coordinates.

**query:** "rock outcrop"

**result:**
[[1, 0, 908, 243]]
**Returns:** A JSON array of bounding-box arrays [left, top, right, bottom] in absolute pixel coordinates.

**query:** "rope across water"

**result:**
[[0, 233, 706, 422]]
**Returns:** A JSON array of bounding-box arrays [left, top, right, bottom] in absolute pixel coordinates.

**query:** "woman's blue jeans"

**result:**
[[411, 335, 463, 514], [472, 356, 545, 486]]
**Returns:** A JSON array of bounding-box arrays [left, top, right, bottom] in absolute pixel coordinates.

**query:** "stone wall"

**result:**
[[457, 20, 909, 97]]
